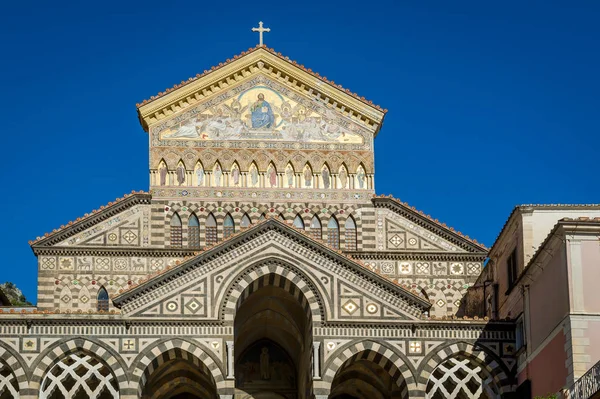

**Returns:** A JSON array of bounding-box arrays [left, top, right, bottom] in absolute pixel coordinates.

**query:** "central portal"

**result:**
[[233, 273, 314, 399]]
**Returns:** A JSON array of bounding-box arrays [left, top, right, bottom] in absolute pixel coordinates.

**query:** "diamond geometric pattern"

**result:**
[[426, 356, 499, 399], [185, 298, 203, 314]]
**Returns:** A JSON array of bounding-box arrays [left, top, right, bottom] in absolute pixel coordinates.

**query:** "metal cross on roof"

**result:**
[[252, 21, 270, 46]]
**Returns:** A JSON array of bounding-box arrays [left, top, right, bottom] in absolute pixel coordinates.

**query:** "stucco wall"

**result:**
[[527, 330, 568, 397]]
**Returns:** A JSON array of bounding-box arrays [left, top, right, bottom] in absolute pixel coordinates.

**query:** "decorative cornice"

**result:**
[[348, 251, 487, 262], [113, 218, 431, 311], [372, 196, 488, 253], [30, 192, 151, 251], [32, 247, 196, 258], [136, 46, 386, 135]]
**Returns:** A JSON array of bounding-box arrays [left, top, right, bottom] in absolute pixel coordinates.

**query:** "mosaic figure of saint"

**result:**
[[232, 165, 240, 186], [250, 165, 259, 187], [322, 167, 330, 189], [268, 165, 277, 188], [159, 163, 167, 186], [250, 93, 275, 129], [176, 164, 185, 186], [214, 164, 222, 187], [357, 166, 365, 189], [260, 347, 270, 380], [339, 168, 348, 189], [285, 165, 294, 188], [196, 166, 204, 186], [303, 167, 312, 187]]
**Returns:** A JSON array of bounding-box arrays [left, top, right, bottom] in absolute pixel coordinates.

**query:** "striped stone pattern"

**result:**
[[0, 346, 26, 396], [135, 339, 227, 397]]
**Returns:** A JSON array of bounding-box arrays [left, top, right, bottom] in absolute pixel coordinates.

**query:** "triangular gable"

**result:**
[[373, 196, 487, 253], [30, 193, 151, 250], [113, 219, 431, 322], [137, 47, 386, 136]]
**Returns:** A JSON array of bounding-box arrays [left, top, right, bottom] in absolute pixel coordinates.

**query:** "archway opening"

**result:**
[[329, 354, 406, 399], [234, 274, 313, 399], [141, 355, 218, 399]]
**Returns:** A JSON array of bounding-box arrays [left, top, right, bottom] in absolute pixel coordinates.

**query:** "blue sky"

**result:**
[[1, 1, 599, 303]]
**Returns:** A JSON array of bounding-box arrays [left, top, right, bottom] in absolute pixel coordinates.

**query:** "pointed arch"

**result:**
[[266, 162, 278, 188], [258, 212, 266, 221], [97, 286, 109, 312], [355, 163, 367, 189], [321, 163, 332, 189], [327, 216, 340, 249], [59, 285, 72, 311], [205, 213, 217, 246], [176, 159, 186, 186], [284, 162, 296, 188], [293, 214, 305, 229], [248, 161, 260, 188], [240, 213, 252, 228], [278, 213, 285, 222], [310, 215, 322, 240], [223, 213, 235, 239], [194, 161, 205, 187], [338, 163, 349, 189], [188, 213, 200, 248], [345, 215, 357, 251], [302, 163, 313, 188], [78, 285, 91, 311], [230, 161, 241, 187], [212, 161, 223, 187], [158, 159, 168, 186], [170, 212, 182, 248]]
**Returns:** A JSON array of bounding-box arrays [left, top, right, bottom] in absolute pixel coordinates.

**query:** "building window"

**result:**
[[310, 216, 322, 240], [507, 247, 518, 287], [97, 287, 109, 312], [224, 214, 235, 239], [170, 213, 182, 248], [516, 316, 526, 351], [205, 213, 217, 247], [259, 213, 266, 221], [188, 214, 200, 248], [345, 216, 357, 251], [293, 214, 305, 229], [240, 213, 252, 228], [278, 213, 285, 222], [327, 217, 340, 249]]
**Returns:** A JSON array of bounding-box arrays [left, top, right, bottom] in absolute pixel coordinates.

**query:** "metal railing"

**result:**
[[565, 360, 600, 399]]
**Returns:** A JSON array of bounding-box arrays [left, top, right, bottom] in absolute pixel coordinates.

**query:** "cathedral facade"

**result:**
[[0, 46, 516, 399]]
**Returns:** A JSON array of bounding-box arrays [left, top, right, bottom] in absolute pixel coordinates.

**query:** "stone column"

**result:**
[[313, 341, 321, 379], [226, 341, 235, 379]]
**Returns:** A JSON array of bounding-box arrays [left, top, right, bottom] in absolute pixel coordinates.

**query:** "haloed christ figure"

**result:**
[[250, 93, 275, 129]]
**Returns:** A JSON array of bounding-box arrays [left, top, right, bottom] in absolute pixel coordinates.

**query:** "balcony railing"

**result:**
[[565, 360, 600, 399]]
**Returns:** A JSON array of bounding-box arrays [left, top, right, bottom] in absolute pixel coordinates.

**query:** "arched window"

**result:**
[[278, 213, 285, 222], [170, 213, 182, 248], [259, 213, 266, 221], [224, 214, 235, 239], [205, 213, 217, 246], [310, 215, 322, 240], [327, 217, 340, 249], [240, 214, 252, 228], [345, 216, 357, 251], [188, 214, 200, 248], [293, 214, 305, 229], [97, 286, 109, 312]]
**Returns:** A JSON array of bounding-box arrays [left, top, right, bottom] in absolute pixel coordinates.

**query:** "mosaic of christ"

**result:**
[[159, 86, 364, 144]]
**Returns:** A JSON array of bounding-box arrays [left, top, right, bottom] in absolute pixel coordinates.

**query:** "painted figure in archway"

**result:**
[[214, 164, 222, 187], [285, 165, 294, 188], [196, 166, 204, 186], [176, 164, 185, 186], [339, 167, 348, 189], [159, 163, 167, 186], [303, 167, 312, 187], [357, 166, 366, 189], [250, 164, 259, 187], [322, 166, 330, 189], [260, 347, 270, 380], [268, 165, 277, 187], [250, 93, 275, 129], [232, 165, 240, 186]]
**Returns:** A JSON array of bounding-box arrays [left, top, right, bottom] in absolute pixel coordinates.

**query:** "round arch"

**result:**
[[131, 337, 226, 396], [417, 341, 512, 395], [219, 259, 326, 325], [0, 343, 28, 394], [322, 339, 417, 395], [29, 337, 127, 394]]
